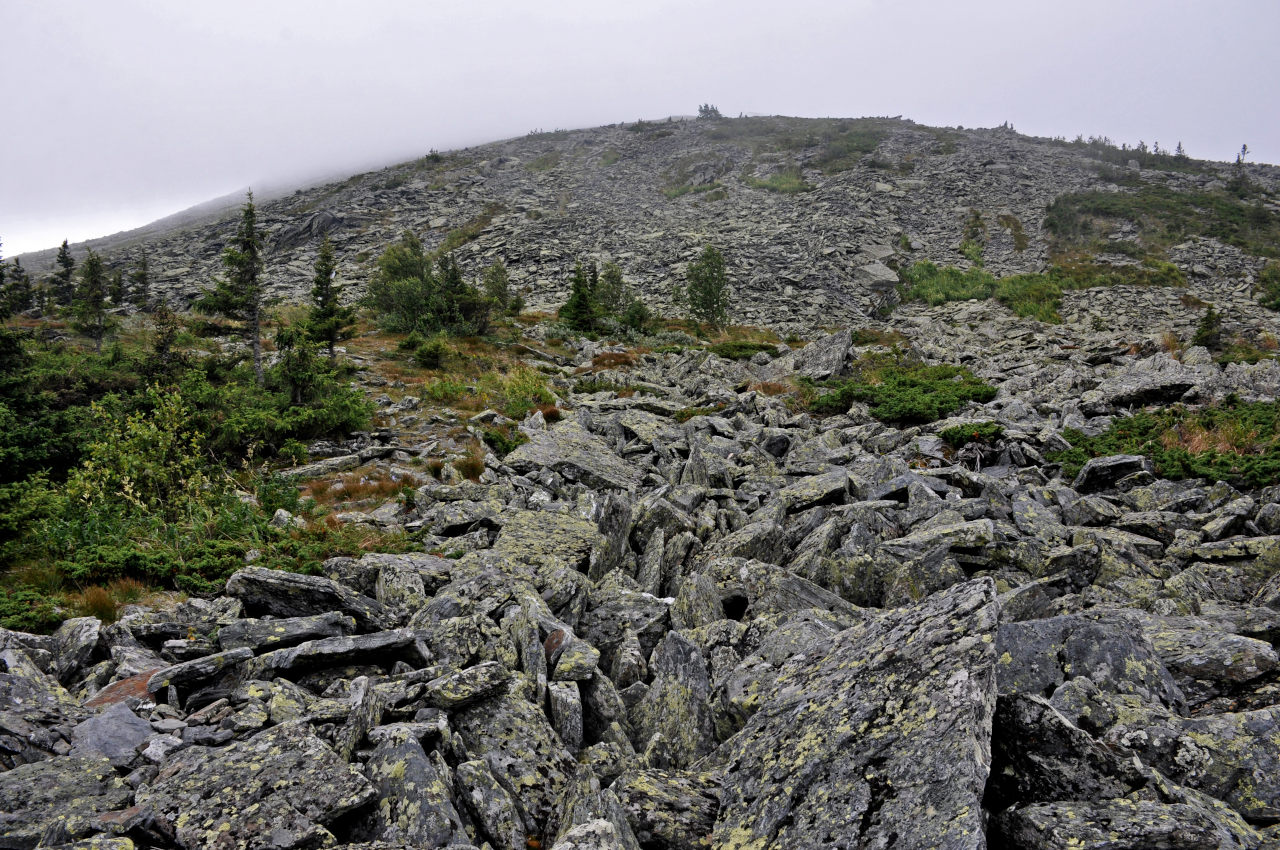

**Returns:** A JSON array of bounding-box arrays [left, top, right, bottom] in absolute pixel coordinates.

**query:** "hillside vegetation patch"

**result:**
[[1049, 398, 1280, 488], [899, 258, 1185, 323]]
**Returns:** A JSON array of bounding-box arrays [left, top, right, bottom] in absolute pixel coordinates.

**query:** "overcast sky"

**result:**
[[3, 0, 1278, 256]]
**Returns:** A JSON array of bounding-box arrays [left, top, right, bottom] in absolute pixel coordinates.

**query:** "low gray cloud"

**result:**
[[3, 0, 1277, 255]]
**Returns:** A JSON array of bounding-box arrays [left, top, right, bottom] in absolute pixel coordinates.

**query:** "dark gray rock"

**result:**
[[1072, 454, 1155, 494], [216, 611, 357, 651], [225, 565, 393, 631], [242, 629, 418, 680], [69, 701, 152, 768], [0, 755, 132, 849], [135, 720, 376, 850], [710, 578, 999, 850]]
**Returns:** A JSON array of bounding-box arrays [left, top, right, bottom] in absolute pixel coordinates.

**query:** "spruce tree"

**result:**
[[129, 254, 151, 312], [305, 236, 355, 363], [108, 269, 126, 306], [53, 240, 75, 305], [5, 259, 32, 314], [72, 249, 110, 352], [196, 192, 265, 384], [559, 261, 597, 331]]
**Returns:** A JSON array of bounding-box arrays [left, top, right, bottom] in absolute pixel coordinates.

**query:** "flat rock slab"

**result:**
[[136, 720, 376, 850], [505, 421, 641, 491], [243, 629, 418, 680], [994, 798, 1259, 850], [147, 648, 253, 695], [69, 701, 153, 767], [216, 611, 357, 652], [711, 577, 1000, 850], [225, 566, 392, 631], [0, 755, 132, 849]]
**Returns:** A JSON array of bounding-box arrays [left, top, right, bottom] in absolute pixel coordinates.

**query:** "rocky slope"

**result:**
[[6, 115, 1280, 849], [18, 115, 1279, 332], [5, 287, 1280, 847]]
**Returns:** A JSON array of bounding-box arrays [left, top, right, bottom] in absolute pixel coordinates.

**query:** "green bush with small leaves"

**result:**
[[810, 361, 996, 423]]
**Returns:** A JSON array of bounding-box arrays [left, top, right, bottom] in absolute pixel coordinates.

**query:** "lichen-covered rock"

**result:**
[[491, 509, 607, 576], [242, 629, 418, 680], [216, 611, 357, 652], [422, 661, 513, 709], [611, 769, 720, 850], [225, 566, 393, 631], [450, 692, 576, 835], [357, 726, 466, 847], [0, 755, 132, 849], [710, 577, 999, 850], [504, 421, 641, 491], [993, 796, 1259, 850], [455, 759, 529, 850], [146, 647, 253, 696], [50, 618, 101, 687], [629, 631, 715, 768], [549, 819, 626, 850], [135, 721, 376, 850], [997, 611, 1185, 708]]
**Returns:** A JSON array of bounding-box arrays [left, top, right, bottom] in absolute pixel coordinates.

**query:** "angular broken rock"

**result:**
[[358, 725, 466, 846], [225, 565, 393, 631], [135, 720, 376, 850], [146, 647, 253, 695], [216, 611, 357, 652], [0, 755, 132, 848], [242, 629, 418, 680], [711, 577, 1000, 850], [422, 661, 513, 709], [504, 420, 641, 491]]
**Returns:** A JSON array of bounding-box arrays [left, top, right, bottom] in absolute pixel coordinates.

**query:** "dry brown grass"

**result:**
[[1160, 420, 1261, 455], [454, 443, 486, 482], [749, 381, 792, 396], [69, 577, 151, 623], [537, 403, 564, 423], [303, 469, 423, 506], [1160, 331, 1184, 356]]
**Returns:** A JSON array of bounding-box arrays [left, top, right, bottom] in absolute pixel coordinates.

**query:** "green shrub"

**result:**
[[414, 336, 451, 369], [1044, 184, 1280, 259], [939, 421, 1004, 448], [480, 424, 528, 458], [1047, 399, 1280, 488], [746, 167, 812, 194], [673, 404, 726, 423], [810, 361, 996, 423], [708, 340, 776, 360], [1258, 262, 1280, 311], [899, 258, 1185, 323], [1191, 304, 1223, 350]]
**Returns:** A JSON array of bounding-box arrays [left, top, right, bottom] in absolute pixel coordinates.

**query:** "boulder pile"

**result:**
[[5, 318, 1280, 849]]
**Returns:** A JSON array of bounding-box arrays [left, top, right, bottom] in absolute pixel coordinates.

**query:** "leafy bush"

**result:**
[[1047, 399, 1280, 488], [810, 361, 996, 423]]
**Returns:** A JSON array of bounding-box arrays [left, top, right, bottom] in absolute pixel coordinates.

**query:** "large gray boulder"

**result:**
[[135, 720, 376, 850], [505, 421, 641, 491], [710, 578, 1000, 850]]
